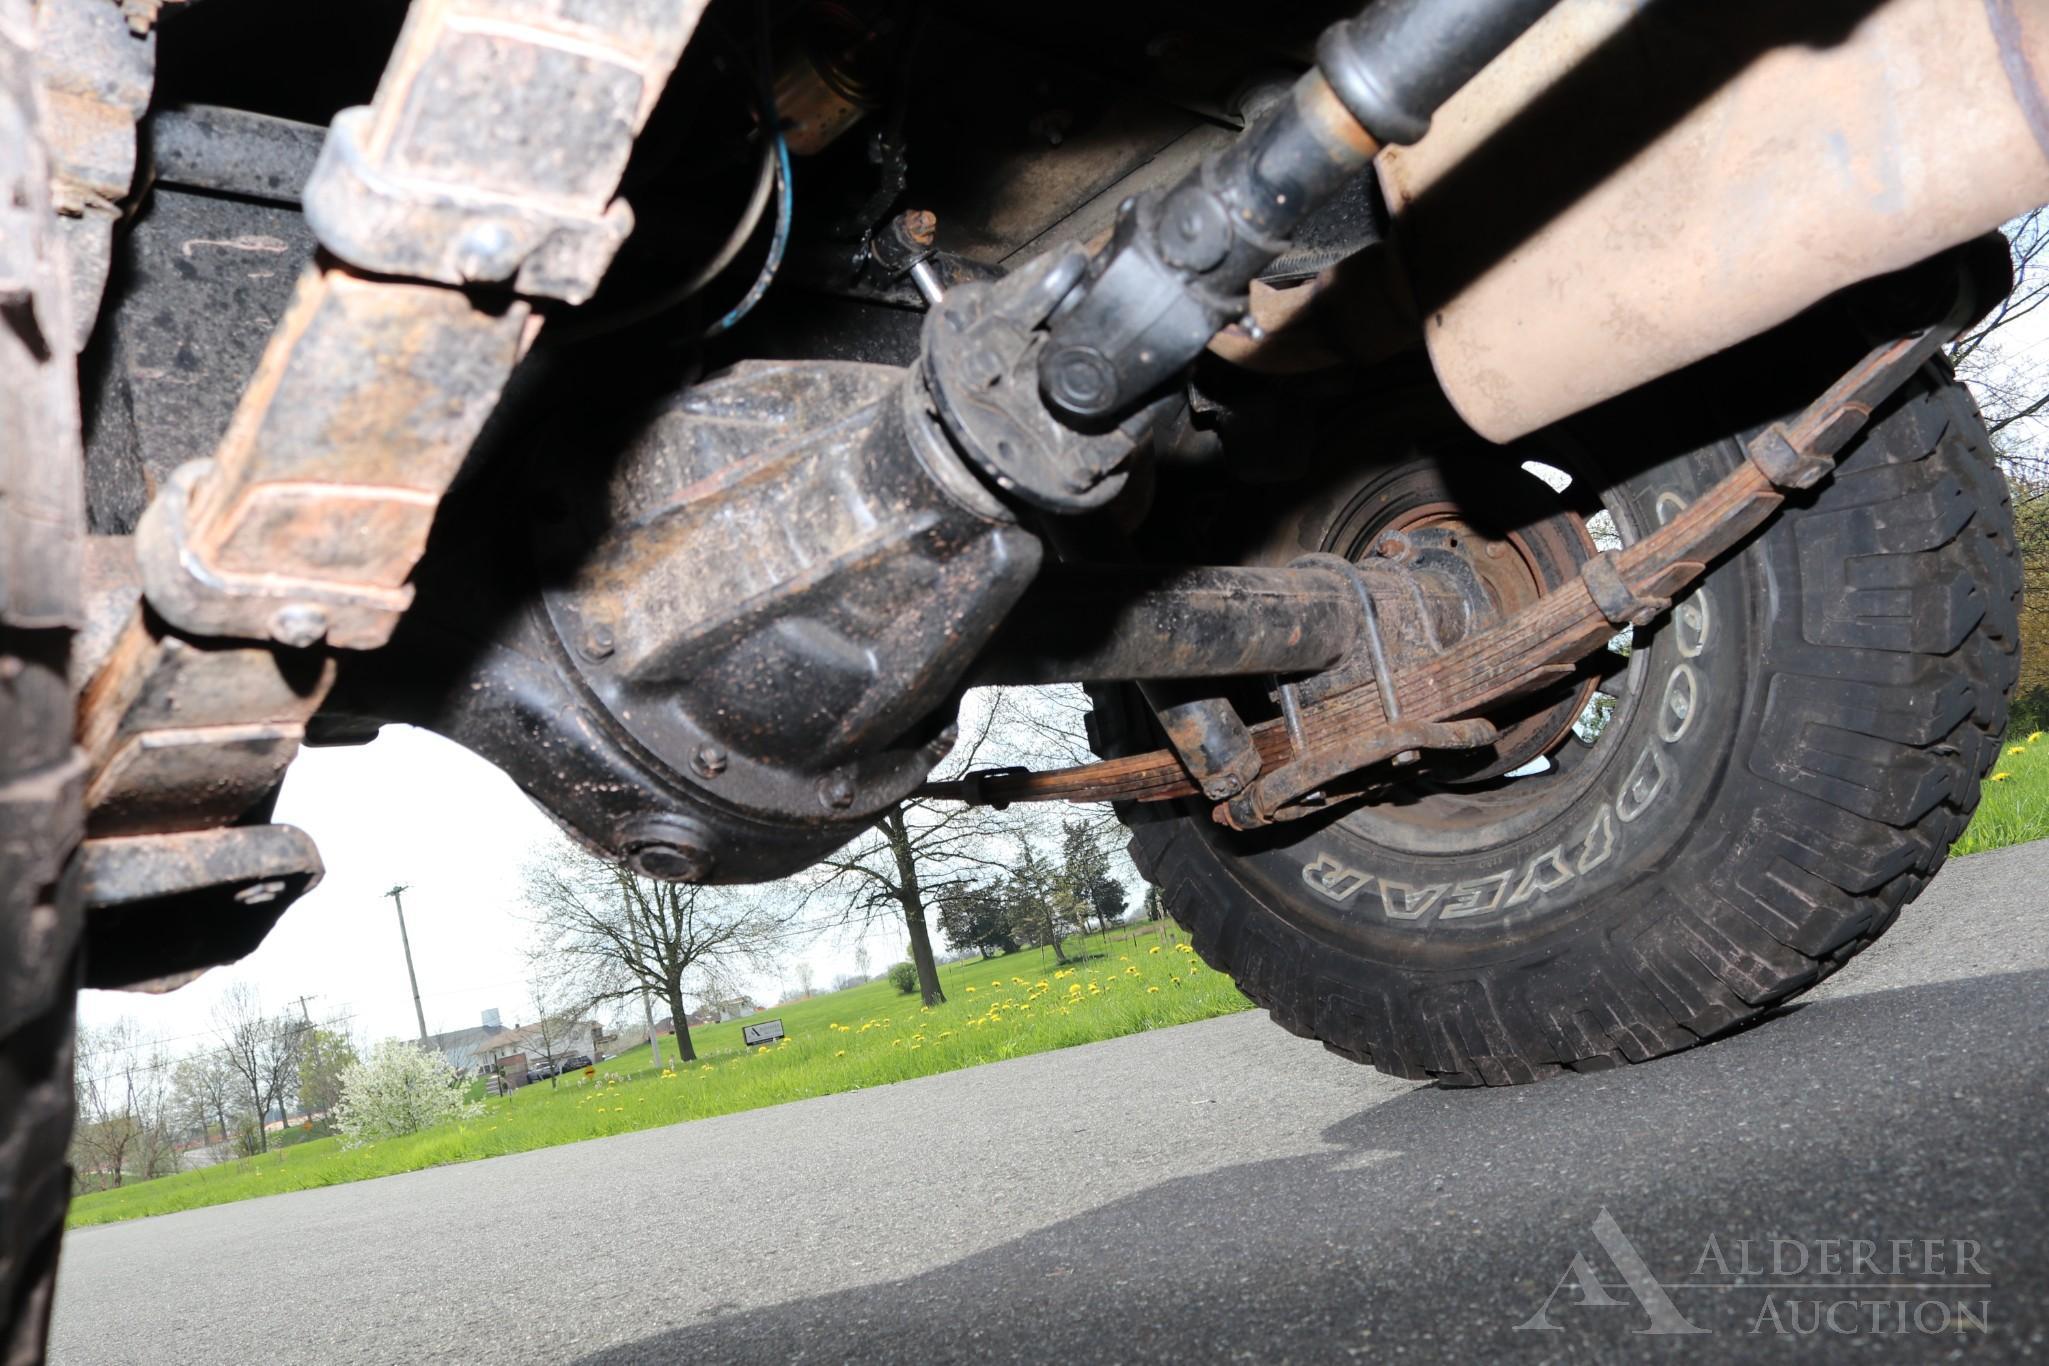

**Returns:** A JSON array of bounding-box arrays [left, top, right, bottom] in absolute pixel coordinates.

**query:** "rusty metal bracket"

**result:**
[[304, 107, 633, 304], [134, 459, 416, 649], [1579, 551, 1667, 628], [300, 3, 706, 304], [80, 824, 323, 992], [1220, 716, 1499, 829], [1156, 697, 1263, 801]]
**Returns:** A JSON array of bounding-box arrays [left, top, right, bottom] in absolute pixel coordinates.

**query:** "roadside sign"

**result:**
[[742, 1018, 785, 1046]]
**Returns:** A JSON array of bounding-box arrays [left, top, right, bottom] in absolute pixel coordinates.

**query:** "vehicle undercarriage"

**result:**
[[2, 0, 2044, 1351]]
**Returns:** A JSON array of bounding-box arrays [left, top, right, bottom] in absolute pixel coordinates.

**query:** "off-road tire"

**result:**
[[1098, 362, 2019, 1086], [1, 15, 86, 1360]]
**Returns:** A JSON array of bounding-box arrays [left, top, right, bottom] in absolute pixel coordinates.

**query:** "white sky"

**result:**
[[77, 726, 922, 1051]]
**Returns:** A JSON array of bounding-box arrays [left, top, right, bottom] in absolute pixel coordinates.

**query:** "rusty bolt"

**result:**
[[896, 208, 937, 251], [269, 604, 328, 649], [1374, 530, 1416, 563], [691, 743, 728, 779], [819, 775, 858, 810], [579, 621, 615, 661]]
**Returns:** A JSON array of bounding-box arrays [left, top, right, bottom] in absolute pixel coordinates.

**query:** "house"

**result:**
[[418, 1022, 505, 1077], [425, 1010, 607, 1078], [696, 995, 759, 1024]]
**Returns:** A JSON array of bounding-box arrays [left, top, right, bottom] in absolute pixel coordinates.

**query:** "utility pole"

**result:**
[[385, 885, 430, 1045], [288, 995, 315, 1124]]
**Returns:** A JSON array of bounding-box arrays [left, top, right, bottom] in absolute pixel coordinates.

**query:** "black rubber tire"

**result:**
[[1096, 361, 2019, 1086], [0, 35, 86, 1363]]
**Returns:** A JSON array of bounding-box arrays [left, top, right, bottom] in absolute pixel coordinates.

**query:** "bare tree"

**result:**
[[1952, 209, 2049, 480], [526, 847, 791, 1063], [72, 1020, 177, 1188], [1952, 208, 2049, 701], [514, 975, 586, 1088], [213, 982, 302, 1154], [800, 695, 1028, 1005], [171, 1048, 238, 1146]]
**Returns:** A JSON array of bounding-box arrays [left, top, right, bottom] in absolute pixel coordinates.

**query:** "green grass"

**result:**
[[1951, 728, 2049, 857], [68, 923, 1247, 1228]]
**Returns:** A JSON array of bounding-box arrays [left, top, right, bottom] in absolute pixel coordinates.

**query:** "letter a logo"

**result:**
[[1516, 1208, 1708, 1334]]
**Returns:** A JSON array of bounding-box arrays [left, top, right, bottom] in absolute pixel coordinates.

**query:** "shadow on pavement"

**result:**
[[577, 968, 2048, 1364]]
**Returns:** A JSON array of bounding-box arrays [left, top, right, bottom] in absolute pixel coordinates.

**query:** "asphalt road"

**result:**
[[52, 841, 2049, 1364]]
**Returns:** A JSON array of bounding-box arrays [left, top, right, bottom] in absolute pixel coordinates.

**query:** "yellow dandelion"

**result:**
[[1149, 945, 1163, 955], [1148, 986, 1161, 994], [1175, 944, 1194, 953], [835, 1049, 847, 1057], [1993, 772, 2014, 781], [1069, 983, 1083, 994], [2009, 745, 2027, 755], [2031, 731, 2044, 743], [965, 986, 977, 993]]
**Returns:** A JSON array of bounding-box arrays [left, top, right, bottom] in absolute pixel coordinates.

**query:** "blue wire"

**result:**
[[704, 124, 792, 339]]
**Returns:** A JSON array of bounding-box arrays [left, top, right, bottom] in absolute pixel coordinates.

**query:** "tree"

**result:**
[[212, 982, 302, 1154], [526, 845, 790, 1064], [1059, 818, 1130, 935], [1953, 209, 2049, 699], [804, 700, 1023, 1007], [171, 1048, 238, 1146], [334, 1041, 477, 1144], [516, 975, 587, 1088], [1004, 838, 1081, 964], [296, 1028, 358, 1121], [936, 880, 1017, 958], [72, 1020, 178, 1188], [1088, 876, 1129, 931]]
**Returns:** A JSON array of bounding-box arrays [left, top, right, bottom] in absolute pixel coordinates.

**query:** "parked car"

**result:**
[[526, 1061, 558, 1083], [559, 1055, 593, 1072]]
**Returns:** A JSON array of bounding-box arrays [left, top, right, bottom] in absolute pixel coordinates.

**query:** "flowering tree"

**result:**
[[334, 1041, 477, 1145]]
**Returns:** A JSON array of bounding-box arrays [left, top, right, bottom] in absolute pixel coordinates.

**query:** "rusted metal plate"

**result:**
[[79, 823, 322, 991]]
